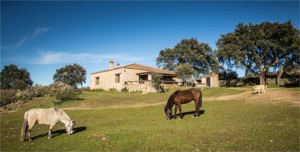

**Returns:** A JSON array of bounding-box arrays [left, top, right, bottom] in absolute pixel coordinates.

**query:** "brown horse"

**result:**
[[164, 88, 202, 120]]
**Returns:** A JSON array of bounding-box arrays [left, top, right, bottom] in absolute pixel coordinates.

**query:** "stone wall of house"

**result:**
[[200, 74, 219, 87], [211, 74, 219, 87], [90, 68, 148, 91], [125, 81, 157, 93]]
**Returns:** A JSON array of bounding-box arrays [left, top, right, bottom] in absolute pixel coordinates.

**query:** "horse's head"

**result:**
[[164, 105, 172, 120], [66, 120, 75, 135]]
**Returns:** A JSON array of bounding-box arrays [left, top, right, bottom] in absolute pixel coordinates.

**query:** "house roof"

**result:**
[[91, 63, 175, 76]]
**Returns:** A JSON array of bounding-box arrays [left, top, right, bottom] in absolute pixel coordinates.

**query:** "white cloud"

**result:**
[[32, 27, 50, 38], [1, 27, 50, 49]]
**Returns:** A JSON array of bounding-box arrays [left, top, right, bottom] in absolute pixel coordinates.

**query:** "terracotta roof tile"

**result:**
[[91, 63, 175, 75]]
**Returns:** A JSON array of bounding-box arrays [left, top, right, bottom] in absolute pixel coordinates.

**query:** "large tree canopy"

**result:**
[[0, 64, 33, 90], [216, 21, 299, 85], [53, 63, 86, 88], [156, 38, 221, 76]]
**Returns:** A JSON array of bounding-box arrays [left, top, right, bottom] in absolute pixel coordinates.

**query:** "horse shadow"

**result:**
[[174, 110, 205, 119], [251, 92, 262, 95], [31, 126, 87, 140]]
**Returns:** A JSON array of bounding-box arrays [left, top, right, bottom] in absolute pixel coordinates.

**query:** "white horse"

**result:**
[[253, 85, 267, 94], [20, 107, 75, 141]]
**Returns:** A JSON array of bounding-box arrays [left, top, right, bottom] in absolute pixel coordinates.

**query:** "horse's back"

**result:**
[[190, 88, 202, 98], [253, 85, 266, 89], [26, 108, 62, 125], [25, 108, 40, 124], [173, 88, 201, 104]]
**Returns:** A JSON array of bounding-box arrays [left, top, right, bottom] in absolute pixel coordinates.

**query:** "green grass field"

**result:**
[[1, 87, 299, 151]]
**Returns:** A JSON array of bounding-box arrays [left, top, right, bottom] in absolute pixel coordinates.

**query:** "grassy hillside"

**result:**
[[1, 87, 299, 151]]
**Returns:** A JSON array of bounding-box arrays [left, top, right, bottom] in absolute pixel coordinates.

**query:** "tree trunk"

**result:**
[[259, 70, 266, 85], [276, 67, 284, 86]]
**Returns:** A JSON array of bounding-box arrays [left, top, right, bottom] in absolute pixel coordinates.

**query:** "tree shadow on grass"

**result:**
[[31, 126, 87, 140]]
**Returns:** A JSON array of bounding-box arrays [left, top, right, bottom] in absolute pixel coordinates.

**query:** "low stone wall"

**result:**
[[125, 81, 157, 93]]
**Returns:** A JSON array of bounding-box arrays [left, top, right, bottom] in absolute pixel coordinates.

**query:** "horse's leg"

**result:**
[[27, 119, 36, 141], [194, 101, 200, 117], [48, 124, 55, 139], [174, 105, 178, 119], [178, 104, 183, 119]]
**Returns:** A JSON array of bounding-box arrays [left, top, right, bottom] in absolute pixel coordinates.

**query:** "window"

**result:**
[[115, 74, 120, 83], [95, 77, 99, 85], [139, 75, 148, 84], [139, 75, 148, 81]]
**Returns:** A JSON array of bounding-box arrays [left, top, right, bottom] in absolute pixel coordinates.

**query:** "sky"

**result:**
[[1, 1, 299, 87]]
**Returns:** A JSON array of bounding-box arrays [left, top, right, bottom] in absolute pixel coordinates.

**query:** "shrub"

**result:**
[[0, 89, 18, 106], [31, 85, 49, 97], [50, 82, 73, 96], [109, 88, 118, 92], [151, 72, 165, 93], [121, 88, 129, 93], [50, 82, 81, 105], [16, 90, 33, 101], [90, 88, 105, 92], [53, 89, 80, 105]]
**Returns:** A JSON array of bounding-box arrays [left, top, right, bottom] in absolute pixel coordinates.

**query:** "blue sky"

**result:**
[[1, 1, 299, 87]]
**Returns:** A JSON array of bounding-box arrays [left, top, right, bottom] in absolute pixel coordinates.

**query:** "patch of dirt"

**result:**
[[205, 91, 252, 101], [206, 88, 299, 107], [90, 134, 108, 141], [247, 89, 299, 106]]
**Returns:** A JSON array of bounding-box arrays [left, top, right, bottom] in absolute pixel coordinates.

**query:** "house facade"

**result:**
[[194, 74, 219, 87], [90, 60, 177, 92]]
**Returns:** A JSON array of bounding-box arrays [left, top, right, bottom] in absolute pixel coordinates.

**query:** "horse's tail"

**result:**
[[198, 90, 203, 108], [20, 111, 29, 142]]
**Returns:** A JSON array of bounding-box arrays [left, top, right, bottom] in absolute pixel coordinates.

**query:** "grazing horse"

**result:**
[[164, 88, 202, 120], [20, 107, 75, 141], [253, 85, 267, 94]]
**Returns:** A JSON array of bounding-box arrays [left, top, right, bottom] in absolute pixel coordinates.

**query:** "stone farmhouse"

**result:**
[[90, 60, 177, 92], [194, 74, 219, 87]]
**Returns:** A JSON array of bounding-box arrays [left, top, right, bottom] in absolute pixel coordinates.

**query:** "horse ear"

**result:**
[[71, 120, 76, 126]]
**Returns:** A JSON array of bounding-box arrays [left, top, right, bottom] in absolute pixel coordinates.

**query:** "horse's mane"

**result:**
[[51, 107, 70, 121], [51, 107, 64, 115], [166, 90, 180, 108]]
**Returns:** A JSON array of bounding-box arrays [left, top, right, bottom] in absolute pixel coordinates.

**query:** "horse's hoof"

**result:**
[[28, 139, 32, 141]]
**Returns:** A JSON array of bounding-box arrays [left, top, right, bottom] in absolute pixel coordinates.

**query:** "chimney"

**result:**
[[116, 62, 120, 68], [109, 59, 114, 69]]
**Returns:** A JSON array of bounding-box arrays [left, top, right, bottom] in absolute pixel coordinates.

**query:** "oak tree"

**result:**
[[216, 21, 299, 85], [0, 64, 33, 90], [156, 38, 221, 76], [53, 63, 86, 88]]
